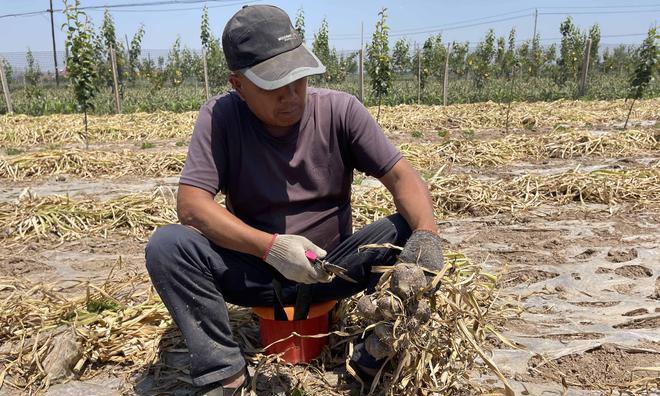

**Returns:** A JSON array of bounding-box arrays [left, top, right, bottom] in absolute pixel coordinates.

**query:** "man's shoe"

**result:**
[[193, 372, 250, 396], [349, 341, 385, 384]]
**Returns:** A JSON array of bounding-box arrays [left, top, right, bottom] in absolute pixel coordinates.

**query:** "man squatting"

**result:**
[[145, 4, 444, 395]]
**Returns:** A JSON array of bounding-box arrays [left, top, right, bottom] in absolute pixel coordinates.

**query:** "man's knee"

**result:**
[[145, 224, 197, 273]]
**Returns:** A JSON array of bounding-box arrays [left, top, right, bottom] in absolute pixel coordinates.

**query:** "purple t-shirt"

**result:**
[[180, 88, 402, 251]]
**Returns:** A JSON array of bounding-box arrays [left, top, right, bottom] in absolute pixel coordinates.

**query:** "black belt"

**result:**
[[272, 278, 313, 321]]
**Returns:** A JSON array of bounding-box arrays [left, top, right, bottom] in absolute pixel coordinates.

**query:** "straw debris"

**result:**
[[0, 271, 169, 393], [343, 252, 516, 395], [1, 166, 658, 243], [353, 166, 660, 228], [377, 98, 659, 132], [402, 129, 658, 170], [1, 129, 654, 181], [1, 99, 657, 146], [0, 191, 177, 243], [0, 149, 185, 181]]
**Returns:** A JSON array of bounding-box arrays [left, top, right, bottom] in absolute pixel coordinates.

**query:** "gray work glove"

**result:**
[[264, 234, 332, 284], [398, 230, 445, 272]]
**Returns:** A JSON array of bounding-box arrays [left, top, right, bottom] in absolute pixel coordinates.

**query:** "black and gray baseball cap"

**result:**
[[222, 5, 326, 90]]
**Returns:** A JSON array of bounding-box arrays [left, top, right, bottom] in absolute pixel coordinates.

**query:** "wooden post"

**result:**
[[124, 34, 131, 58], [417, 45, 421, 104], [49, 0, 60, 86], [443, 43, 451, 106], [505, 65, 517, 134], [109, 45, 122, 114], [202, 48, 210, 100], [0, 60, 12, 113], [359, 21, 364, 103], [578, 38, 592, 97], [358, 49, 364, 102]]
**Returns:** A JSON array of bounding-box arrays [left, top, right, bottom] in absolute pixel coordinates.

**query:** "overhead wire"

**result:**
[[85, 1, 259, 13], [538, 3, 660, 9], [2, 2, 659, 19], [331, 7, 659, 40], [0, 0, 258, 19], [332, 14, 534, 40], [0, 2, 656, 50], [539, 9, 660, 15], [331, 8, 537, 37], [75, 0, 256, 11]]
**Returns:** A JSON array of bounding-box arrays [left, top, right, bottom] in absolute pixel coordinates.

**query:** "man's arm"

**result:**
[[177, 184, 332, 283], [379, 158, 444, 270], [378, 158, 438, 233], [177, 184, 273, 257]]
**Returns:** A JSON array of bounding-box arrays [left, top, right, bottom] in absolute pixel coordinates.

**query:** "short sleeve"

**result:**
[[179, 101, 222, 195], [345, 96, 402, 178]]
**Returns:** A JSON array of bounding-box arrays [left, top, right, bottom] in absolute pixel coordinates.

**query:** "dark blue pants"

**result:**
[[145, 214, 411, 386]]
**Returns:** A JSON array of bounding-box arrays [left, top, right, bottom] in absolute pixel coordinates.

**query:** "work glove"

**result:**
[[263, 234, 333, 284], [398, 229, 445, 272]]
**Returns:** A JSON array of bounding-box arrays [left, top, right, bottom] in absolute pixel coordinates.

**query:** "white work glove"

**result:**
[[263, 234, 332, 284]]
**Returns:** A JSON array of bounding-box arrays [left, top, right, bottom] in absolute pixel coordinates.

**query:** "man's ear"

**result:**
[[228, 73, 245, 100]]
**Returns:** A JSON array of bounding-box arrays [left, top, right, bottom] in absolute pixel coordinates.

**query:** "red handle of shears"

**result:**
[[305, 250, 319, 262]]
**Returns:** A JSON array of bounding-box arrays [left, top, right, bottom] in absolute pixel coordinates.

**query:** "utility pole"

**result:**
[[359, 21, 364, 103], [532, 8, 538, 39], [49, 0, 60, 86]]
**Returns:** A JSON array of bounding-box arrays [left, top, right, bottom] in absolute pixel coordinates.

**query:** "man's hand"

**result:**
[[264, 234, 333, 284], [399, 230, 444, 272]]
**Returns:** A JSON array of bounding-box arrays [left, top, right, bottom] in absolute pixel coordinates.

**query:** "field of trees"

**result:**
[[1, 6, 658, 116]]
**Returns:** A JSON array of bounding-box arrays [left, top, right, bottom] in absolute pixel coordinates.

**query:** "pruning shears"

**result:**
[[305, 250, 358, 284]]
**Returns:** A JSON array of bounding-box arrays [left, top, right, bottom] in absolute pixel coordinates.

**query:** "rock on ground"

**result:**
[[43, 381, 121, 396]]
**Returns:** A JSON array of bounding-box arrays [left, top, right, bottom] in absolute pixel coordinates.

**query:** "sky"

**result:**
[[0, 0, 658, 70]]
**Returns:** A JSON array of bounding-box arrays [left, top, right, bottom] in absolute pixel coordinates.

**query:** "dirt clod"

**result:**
[[43, 381, 120, 396], [42, 331, 83, 381], [614, 264, 653, 279], [649, 276, 660, 300], [574, 248, 598, 260], [569, 301, 619, 307], [606, 248, 639, 263], [540, 332, 604, 341], [613, 315, 660, 329], [622, 308, 649, 317], [611, 283, 636, 295], [499, 269, 559, 287], [527, 343, 660, 388]]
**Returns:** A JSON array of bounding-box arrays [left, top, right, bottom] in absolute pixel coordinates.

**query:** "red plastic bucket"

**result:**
[[252, 300, 337, 363]]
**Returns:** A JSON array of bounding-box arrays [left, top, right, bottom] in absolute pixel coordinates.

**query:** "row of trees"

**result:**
[[3, 3, 656, 120], [364, 8, 656, 121], [8, 6, 650, 93], [384, 18, 635, 89]]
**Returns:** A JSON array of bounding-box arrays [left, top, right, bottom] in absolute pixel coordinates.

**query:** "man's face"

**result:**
[[229, 73, 307, 132]]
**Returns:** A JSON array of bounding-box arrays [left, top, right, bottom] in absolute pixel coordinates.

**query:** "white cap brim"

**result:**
[[242, 44, 326, 90]]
